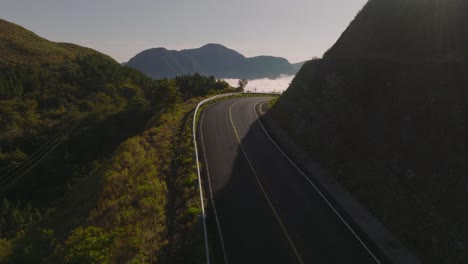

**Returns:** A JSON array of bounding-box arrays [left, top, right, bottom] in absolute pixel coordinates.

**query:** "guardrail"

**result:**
[[192, 92, 241, 264]]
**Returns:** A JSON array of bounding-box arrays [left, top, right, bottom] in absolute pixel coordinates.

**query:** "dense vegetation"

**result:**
[[0, 51, 178, 203], [127, 43, 302, 79], [0, 199, 41, 239], [271, 0, 468, 263], [0, 19, 237, 263], [175, 73, 234, 100], [0, 100, 207, 263]]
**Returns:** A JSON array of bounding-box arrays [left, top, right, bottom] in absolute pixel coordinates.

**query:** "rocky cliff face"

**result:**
[[271, 0, 468, 262]]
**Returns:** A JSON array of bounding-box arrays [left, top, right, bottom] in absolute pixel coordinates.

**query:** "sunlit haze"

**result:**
[[1, 0, 367, 63], [224, 75, 294, 93]]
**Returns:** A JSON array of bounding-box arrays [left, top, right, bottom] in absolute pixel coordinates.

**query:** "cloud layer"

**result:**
[[224, 75, 294, 93]]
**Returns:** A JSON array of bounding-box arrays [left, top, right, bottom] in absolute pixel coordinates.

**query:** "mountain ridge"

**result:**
[[0, 18, 101, 66], [127, 43, 302, 79]]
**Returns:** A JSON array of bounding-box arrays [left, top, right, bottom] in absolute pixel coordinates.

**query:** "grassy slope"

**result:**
[[0, 19, 98, 66], [271, 0, 468, 263]]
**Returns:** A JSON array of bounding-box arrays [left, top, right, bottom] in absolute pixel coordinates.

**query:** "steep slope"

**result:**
[[271, 0, 468, 263], [0, 19, 96, 65], [127, 44, 299, 79], [0, 19, 221, 263], [325, 0, 468, 61]]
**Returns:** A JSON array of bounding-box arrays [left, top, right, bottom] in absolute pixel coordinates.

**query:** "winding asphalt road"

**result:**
[[199, 97, 380, 264]]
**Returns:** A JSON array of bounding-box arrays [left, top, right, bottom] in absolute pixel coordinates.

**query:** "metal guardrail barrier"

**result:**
[[192, 92, 241, 264]]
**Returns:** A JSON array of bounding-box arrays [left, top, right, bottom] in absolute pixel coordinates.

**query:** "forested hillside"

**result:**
[[271, 0, 468, 263], [0, 19, 235, 263]]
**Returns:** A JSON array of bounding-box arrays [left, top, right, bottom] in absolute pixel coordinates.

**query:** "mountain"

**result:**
[[270, 0, 468, 263], [0, 19, 97, 65], [127, 43, 299, 79]]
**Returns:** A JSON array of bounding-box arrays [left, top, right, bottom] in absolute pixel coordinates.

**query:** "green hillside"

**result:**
[[0, 19, 97, 65], [0, 19, 234, 263], [271, 0, 468, 263]]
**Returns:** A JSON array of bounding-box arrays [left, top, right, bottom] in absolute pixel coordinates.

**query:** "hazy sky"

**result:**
[[1, 0, 367, 63]]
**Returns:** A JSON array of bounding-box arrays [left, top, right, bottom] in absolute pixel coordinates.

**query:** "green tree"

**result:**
[[63, 226, 113, 264], [238, 79, 248, 92]]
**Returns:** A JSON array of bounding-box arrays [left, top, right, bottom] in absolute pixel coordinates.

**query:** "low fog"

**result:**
[[224, 75, 294, 93]]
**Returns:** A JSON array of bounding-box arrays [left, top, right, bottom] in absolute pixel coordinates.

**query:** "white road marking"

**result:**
[[254, 101, 382, 264], [229, 99, 305, 264]]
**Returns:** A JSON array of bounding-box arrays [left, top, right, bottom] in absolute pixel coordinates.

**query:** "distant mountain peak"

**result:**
[[200, 43, 228, 49], [127, 44, 299, 79], [149, 47, 169, 51]]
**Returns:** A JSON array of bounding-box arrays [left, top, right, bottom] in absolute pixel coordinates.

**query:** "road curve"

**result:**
[[199, 97, 379, 264]]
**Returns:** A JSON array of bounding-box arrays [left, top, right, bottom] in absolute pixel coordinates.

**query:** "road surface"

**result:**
[[199, 97, 380, 264]]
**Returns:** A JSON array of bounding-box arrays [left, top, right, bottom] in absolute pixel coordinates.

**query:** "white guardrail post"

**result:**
[[193, 93, 241, 264]]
